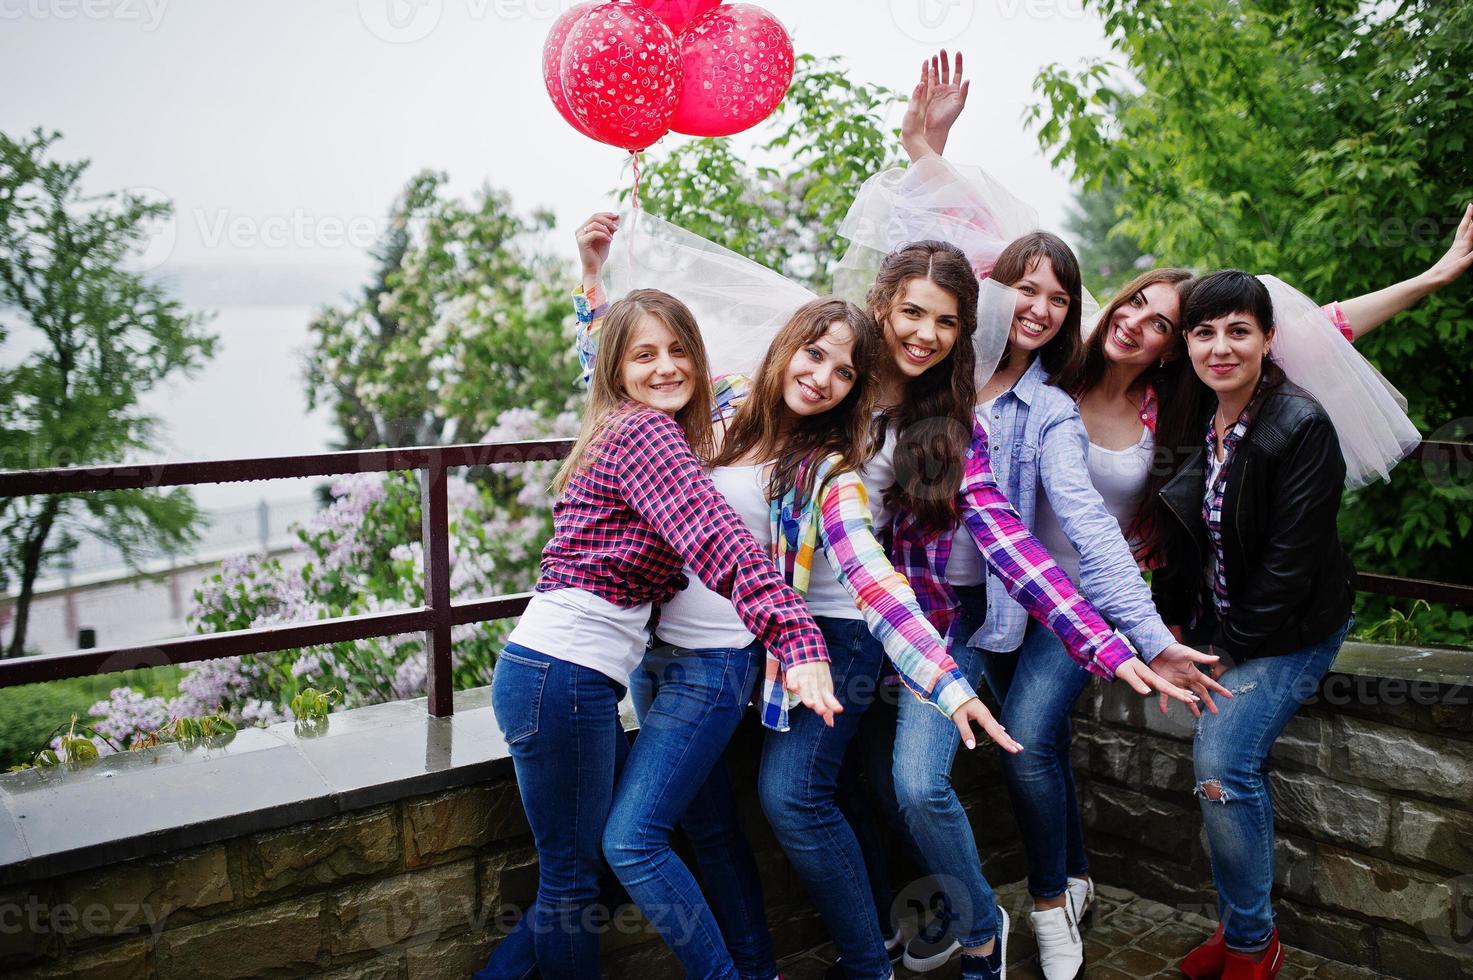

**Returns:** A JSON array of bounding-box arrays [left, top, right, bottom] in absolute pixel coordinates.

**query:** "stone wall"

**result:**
[[2, 649, 1469, 979], [1071, 660, 1473, 979]]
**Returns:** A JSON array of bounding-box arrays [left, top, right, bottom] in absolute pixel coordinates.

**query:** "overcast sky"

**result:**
[[2, 0, 1117, 289]]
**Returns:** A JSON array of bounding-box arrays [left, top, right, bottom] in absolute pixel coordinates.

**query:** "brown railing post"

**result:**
[[421, 461, 454, 718]]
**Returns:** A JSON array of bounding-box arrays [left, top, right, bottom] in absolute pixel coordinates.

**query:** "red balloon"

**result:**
[[560, 3, 682, 152], [629, 0, 722, 35], [670, 4, 794, 139], [543, 3, 597, 138]]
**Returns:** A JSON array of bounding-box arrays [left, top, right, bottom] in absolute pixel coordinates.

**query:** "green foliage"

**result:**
[[303, 170, 578, 451], [1029, 1, 1473, 643], [629, 54, 904, 291], [1065, 178, 1149, 295], [289, 686, 340, 721], [0, 128, 218, 656]]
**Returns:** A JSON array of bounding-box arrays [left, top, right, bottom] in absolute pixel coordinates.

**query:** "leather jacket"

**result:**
[[1152, 380, 1354, 660]]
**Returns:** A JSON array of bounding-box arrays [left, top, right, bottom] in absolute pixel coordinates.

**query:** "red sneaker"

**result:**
[[1222, 931, 1284, 979], [1180, 924, 1227, 979]]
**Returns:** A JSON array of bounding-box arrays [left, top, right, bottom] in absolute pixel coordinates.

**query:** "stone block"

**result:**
[[406, 930, 492, 979], [1274, 897, 1377, 969], [1375, 923, 1473, 980], [1269, 770, 1390, 851], [1274, 833, 1318, 900], [240, 806, 400, 900], [11, 937, 151, 980], [1334, 716, 1473, 804], [156, 894, 324, 979], [1272, 714, 1331, 771], [330, 860, 476, 958], [1309, 846, 1453, 928], [0, 887, 58, 968], [402, 782, 529, 869], [1088, 725, 1139, 784], [315, 955, 405, 980], [477, 845, 539, 922], [62, 845, 233, 942], [1139, 734, 1196, 794], [1393, 799, 1473, 873], [1088, 783, 1199, 864]]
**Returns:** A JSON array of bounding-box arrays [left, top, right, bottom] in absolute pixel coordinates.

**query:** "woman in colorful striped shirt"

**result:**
[[573, 214, 1017, 980], [474, 288, 837, 980]]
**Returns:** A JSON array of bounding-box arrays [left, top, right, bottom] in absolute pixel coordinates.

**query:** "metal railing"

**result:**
[[0, 438, 1469, 717]]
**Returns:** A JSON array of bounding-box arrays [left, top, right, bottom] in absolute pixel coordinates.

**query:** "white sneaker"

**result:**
[[1029, 902, 1084, 980], [1066, 876, 1095, 929]]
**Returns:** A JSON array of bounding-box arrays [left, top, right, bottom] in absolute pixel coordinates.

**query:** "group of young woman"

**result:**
[[474, 51, 1473, 980]]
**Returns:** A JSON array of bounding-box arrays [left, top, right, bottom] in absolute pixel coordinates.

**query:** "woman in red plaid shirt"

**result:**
[[476, 288, 838, 980]]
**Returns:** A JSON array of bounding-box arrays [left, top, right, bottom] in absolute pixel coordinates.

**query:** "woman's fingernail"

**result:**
[[965, 740, 976, 750]]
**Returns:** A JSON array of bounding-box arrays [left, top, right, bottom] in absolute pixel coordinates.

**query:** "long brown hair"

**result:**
[[711, 298, 881, 500], [992, 232, 1084, 382], [551, 289, 715, 496], [869, 240, 979, 534]]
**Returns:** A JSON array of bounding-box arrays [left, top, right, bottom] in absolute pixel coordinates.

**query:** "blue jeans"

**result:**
[[758, 617, 892, 980], [478, 643, 629, 980], [978, 618, 1093, 901], [605, 643, 775, 980], [892, 585, 1001, 948], [1193, 618, 1349, 953]]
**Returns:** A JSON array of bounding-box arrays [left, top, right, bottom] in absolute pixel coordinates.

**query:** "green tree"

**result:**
[[1028, 0, 1473, 641], [628, 54, 905, 291], [0, 128, 217, 658], [303, 170, 576, 451], [1065, 178, 1149, 296]]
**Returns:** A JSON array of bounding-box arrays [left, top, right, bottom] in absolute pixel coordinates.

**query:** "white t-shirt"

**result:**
[[1033, 425, 1155, 582], [655, 465, 771, 650], [506, 588, 653, 684], [943, 398, 998, 587]]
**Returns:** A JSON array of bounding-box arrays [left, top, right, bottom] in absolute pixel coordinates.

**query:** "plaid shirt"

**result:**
[[1202, 389, 1258, 621], [888, 417, 1137, 679], [573, 285, 972, 730], [537, 404, 828, 673]]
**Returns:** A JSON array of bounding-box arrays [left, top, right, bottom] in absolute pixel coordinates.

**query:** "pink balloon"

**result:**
[[670, 4, 794, 139], [629, 0, 722, 35], [560, 3, 682, 152], [543, 3, 597, 138]]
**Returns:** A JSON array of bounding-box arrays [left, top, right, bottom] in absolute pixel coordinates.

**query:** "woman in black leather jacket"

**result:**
[[1151, 271, 1355, 980]]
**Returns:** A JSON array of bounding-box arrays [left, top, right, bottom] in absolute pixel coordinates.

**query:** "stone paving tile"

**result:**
[[778, 881, 1371, 979]]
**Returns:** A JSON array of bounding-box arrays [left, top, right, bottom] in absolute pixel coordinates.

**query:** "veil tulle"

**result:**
[[603, 207, 1014, 388], [834, 152, 1098, 381], [1259, 275, 1421, 487]]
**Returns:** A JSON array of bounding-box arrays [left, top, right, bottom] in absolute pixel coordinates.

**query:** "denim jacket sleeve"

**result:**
[[1036, 403, 1176, 660]]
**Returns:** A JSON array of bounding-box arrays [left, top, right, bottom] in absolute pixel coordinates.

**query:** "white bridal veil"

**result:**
[[1258, 275, 1421, 487]]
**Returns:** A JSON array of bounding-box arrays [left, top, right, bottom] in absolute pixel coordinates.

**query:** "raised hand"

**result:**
[[952, 697, 1023, 753], [576, 211, 619, 289], [1425, 201, 1473, 289], [901, 60, 937, 162], [924, 50, 969, 155]]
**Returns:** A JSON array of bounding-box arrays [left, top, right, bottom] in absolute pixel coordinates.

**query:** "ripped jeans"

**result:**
[[1192, 618, 1350, 953]]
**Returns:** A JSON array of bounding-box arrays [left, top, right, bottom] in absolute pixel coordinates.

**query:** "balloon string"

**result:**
[[630, 150, 642, 212]]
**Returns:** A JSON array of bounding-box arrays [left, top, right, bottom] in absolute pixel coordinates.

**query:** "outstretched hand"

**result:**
[[1149, 642, 1234, 718], [1115, 657, 1201, 709], [576, 212, 619, 288], [785, 661, 844, 728], [952, 697, 1023, 754]]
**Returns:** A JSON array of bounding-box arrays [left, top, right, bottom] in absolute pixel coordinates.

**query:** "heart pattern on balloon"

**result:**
[[560, 3, 682, 152], [670, 4, 793, 139]]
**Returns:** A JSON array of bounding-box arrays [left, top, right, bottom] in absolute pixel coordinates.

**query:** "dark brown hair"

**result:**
[[868, 240, 979, 534], [711, 298, 882, 500], [992, 232, 1084, 381]]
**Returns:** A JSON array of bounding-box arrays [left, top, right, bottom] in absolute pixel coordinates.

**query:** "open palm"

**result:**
[[924, 51, 969, 151]]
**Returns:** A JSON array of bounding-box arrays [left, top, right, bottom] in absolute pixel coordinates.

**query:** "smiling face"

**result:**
[[1104, 281, 1181, 368], [1186, 310, 1272, 403], [782, 320, 859, 417], [882, 277, 960, 380], [621, 313, 694, 415], [1006, 256, 1071, 355]]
